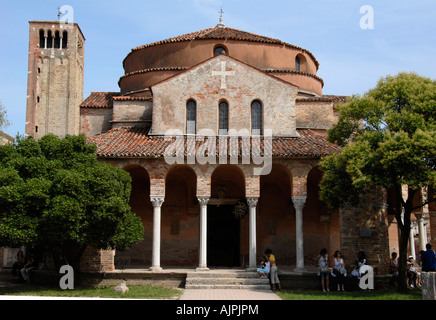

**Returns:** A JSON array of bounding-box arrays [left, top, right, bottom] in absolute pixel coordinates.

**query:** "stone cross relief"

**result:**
[[212, 61, 235, 89]]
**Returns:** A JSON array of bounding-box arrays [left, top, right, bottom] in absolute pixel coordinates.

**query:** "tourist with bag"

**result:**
[[318, 248, 330, 292]]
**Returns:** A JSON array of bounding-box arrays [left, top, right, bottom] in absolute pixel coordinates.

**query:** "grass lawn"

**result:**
[[0, 283, 183, 299], [276, 288, 422, 300]]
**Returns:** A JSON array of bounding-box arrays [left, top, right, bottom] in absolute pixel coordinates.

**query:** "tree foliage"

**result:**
[[0, 134, 144, 268], [319, 72, 436, 291], [0, 100, 10, 130]]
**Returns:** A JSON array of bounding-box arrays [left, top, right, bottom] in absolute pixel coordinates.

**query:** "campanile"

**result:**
[[25, 20, 85, 139]]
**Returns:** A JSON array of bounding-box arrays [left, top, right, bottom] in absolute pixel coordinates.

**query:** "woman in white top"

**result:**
[[332, 250, 346, 291]]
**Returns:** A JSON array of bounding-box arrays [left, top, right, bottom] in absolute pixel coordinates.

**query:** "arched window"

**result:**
[[251, 100, 263, 135], [62, 30, 68, 49], [219, 101, 229, 135], [54, 31, 61, 49], [295, 56, 301, 72], [186, 100, 197, 134], [39, 30, 45, 49], [47, 30, 53, 49], [214, 46, 227, 56]]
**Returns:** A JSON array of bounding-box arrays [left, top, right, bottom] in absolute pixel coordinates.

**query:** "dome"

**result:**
[[119, 26, 323, 96]]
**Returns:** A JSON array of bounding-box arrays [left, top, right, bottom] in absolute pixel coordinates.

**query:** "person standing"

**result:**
[[332, 250, 346, 291], [421, 243, 436, 272], [318, 248, 330, 292], [265, 248, 281, 291]]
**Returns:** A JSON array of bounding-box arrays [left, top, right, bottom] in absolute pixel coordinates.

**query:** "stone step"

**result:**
[[185, 270, 271, 290], [185, 283, 272, 290]]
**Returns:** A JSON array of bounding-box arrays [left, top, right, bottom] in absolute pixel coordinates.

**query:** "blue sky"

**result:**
[[0, 0, 435, 137]]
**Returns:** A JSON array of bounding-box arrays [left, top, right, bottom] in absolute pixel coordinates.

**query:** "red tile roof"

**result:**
[[81, 92, 153, 108], [296, 95, 349, 104], [87, 127, 341, 159], [129, 26, 319, 68], [80, 92, 120, 108]]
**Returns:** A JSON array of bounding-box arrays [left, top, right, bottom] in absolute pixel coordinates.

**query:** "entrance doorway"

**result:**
[[207, 205, 240, 267]]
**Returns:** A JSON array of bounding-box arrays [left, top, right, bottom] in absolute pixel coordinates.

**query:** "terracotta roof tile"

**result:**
[[87, 127, 341, 159], [80, 92, 120, 108], [296, 95, 349, 104], [129, 26, 319, 68]]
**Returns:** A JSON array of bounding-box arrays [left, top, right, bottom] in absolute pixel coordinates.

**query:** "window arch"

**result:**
[[295, 56, 301, 72], [214, 45, 227, 56], [219, 101, 229, 135], [186, 100, 197, 134], [62, 30, 68, 49], [47, 30, 53, 49], [39, 29, 45, 49], [54, 31, 61, 49], [251, 100, 263, 135]]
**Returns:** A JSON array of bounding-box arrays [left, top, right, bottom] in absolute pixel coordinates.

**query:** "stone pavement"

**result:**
[[179, 288, 282, 300]]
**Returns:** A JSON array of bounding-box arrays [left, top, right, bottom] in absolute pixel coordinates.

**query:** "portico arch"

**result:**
[[208, 165, 245, 267], [259, 163, 295, 266], [162, 165, 198, 266], [115, 164, 152, 267]]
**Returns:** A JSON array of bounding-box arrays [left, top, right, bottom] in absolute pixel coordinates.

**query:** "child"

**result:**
[[318, 248, 330, 292], [257, 255, 270, 278]]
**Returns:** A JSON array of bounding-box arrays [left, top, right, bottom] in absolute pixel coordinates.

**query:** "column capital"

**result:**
[[150, 196, 164, 207], [197, 197, 210, 206], [247, 198, 259, 208], [292, 196, 307, 210]]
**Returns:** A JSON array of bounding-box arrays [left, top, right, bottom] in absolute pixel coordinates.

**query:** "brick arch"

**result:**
[[211, 164, 245, 199]]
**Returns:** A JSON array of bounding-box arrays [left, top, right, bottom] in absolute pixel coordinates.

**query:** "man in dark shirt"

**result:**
[[421, 243, 436, 272]]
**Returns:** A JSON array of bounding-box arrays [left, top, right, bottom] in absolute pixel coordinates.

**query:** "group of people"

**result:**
[[257, 248, 281, 291], [11, 250, 38, 284], [389, 243, 436, 288], [317, 249, 367, 292]]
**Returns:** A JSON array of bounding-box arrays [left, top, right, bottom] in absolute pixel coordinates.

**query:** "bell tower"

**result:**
[[25, 20, 85, 139]]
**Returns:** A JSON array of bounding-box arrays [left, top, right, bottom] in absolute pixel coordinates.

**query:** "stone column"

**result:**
[[409, 224, 416, 260], [197, 197, 209, 271], [293, 196, 307, 272], [150, 196, 164, 271], [416, 213, 427, 251], [247, 198, 259, 271]]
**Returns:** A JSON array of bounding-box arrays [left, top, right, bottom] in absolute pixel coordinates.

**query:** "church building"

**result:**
[[19, 16, 434, 275]]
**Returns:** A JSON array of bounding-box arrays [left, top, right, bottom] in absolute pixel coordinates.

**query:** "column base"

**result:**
[[293, 267, 307, 273], [196, 267, 210, 272], [246, 267, 257, 272], [149, 266, 163, 272]]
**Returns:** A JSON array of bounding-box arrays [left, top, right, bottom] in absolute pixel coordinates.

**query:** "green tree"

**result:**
[[0, 134, 144, 271], [319, 72, 436, 292], [0, 100, 10, 130]]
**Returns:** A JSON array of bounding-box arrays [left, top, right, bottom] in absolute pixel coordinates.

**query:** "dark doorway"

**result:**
[[207, 205, 240, 267]]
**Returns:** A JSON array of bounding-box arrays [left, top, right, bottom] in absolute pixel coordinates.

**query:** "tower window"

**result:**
[[214, 46, 227, 56], [54, 31, 61, 49], [39, 30, 45, 48], [62, 31, 68, 49], [186, 100, 197, 134], [251, 100, 263, 135], [219, 101, 229, 135], [295, 56, 301, 72], [47, 30, 53, 49]]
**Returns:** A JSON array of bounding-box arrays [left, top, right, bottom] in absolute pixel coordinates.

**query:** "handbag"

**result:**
[[320, 266, 329, 273]]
